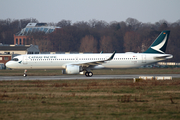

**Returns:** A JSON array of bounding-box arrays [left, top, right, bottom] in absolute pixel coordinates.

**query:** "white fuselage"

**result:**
[[6, 53, 172, 70]]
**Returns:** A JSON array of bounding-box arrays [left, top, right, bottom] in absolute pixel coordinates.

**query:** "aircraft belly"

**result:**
[[20, 61, 63, 69], [102, 61, 141, 68]]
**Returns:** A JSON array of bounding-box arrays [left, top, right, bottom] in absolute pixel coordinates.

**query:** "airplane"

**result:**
[[6, 30, 173, 77]]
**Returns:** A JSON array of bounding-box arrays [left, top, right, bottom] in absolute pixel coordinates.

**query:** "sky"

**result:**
[[0, 0, 180, 24]]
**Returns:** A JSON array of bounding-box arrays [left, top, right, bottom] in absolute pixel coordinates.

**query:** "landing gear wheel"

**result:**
[[85, 72, 93, 77], [88, 72, 93, 77], [85, 72, 89, 77], [23, 73, 27, 77]]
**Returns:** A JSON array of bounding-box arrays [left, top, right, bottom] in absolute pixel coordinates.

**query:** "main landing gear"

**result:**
[[85, 71, 93, 77], [23, 69, 27, 77]]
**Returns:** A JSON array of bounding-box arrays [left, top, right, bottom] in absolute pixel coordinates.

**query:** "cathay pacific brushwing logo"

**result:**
[[151, 34, 167, 54], [18, 61, 22, 64]]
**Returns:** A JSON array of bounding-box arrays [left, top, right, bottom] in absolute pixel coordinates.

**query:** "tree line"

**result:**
[[0, 18, 180, 62]]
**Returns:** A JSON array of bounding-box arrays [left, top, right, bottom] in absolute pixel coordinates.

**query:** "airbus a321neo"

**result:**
[[6, 31, 173, 77]]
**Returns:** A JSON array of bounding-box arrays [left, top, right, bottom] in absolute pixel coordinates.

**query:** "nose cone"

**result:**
[[5, 61, 12, 68]]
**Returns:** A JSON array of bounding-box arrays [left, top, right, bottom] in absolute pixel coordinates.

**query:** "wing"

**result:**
[[74, 51, 116, 67]]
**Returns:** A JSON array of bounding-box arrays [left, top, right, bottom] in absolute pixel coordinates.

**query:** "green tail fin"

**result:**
[[143, 31, 170, 54]]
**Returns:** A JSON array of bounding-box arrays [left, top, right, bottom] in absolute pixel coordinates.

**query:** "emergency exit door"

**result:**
[[23, 56, 27, 64], [142, 55, 146, 63]]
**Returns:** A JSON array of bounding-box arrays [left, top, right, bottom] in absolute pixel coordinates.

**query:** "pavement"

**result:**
[[0, 74, 180, 81]]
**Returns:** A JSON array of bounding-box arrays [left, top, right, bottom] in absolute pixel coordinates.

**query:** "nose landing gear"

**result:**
[[23, 69, 27, 77]]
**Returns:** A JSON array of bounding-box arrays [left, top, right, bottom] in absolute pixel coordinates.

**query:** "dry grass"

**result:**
[[0, 79, 180, 119]]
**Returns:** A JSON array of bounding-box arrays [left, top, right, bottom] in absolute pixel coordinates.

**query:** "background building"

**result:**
[[0, 54, 12, 69], [14, 23, 59, 45], [0, 44, 39, 54], [0, 22, 60, 69]]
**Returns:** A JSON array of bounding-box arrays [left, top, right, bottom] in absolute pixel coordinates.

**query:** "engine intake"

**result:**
[[62, 65, 80, 74]]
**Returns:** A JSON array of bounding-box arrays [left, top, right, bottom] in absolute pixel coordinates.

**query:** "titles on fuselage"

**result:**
[[28, 56, 57, 59]]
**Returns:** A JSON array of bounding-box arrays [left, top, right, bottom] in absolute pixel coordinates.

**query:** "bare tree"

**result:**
[[99, 36, 113, 52], [123, 31, 141, 52], [79, 35, 98, 52], [126, 18, 141, 30], [57, 20, 71, 27]]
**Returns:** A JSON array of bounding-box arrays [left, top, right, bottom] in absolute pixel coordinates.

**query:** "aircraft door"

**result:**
[[142, 55, 146, 63], [23, 55, 27, 64]]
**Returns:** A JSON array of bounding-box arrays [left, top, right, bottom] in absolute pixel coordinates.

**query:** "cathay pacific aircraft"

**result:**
[[6, 31, 173, 77]]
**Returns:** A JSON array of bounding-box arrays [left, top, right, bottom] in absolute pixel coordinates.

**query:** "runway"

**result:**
[[0, 74, 180, 80]]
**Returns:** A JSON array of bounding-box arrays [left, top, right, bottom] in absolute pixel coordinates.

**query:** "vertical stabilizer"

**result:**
[[143, 31, 170, 54]]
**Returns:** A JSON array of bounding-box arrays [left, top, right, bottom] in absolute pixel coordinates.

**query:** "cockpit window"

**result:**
[[12, 58, 19, 61]]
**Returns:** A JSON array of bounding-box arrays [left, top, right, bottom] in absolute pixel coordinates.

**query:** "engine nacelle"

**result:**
[[62, 65, 80, 74]]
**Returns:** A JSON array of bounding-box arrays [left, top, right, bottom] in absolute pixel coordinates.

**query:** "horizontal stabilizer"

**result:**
[[154, 55, 173, 60]]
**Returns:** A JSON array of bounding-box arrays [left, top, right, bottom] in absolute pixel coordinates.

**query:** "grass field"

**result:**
[[0, 79, 180, 120], [0, 68, 180, 120]]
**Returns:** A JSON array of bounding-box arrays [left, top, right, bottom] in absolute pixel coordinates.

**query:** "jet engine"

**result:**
[[62, 65, 81, 74]]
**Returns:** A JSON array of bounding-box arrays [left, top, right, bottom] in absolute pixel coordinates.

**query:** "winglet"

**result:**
[[106, 51, 116, 61], [100, 51, 103, 54]]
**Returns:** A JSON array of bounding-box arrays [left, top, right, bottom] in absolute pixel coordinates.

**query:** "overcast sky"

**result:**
[[0, 0, 180, 24]]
